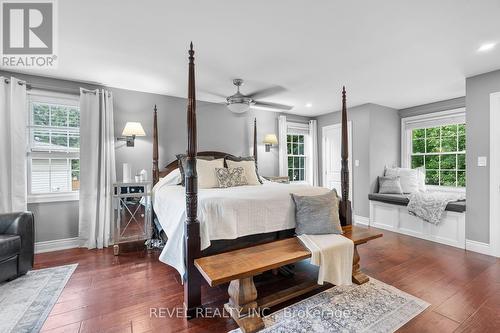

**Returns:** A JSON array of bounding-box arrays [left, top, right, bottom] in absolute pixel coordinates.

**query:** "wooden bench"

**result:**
[[194, 225, 382, 333]]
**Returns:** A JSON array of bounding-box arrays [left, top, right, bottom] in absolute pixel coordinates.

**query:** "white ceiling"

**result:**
[[4, 0, 500, 116]]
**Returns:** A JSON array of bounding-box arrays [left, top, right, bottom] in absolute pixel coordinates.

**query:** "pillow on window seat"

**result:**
[[291, 190, 343, 235], [378, 176, 404, 194], [415, 167, 426, 192], [385, 167, 419, 193]]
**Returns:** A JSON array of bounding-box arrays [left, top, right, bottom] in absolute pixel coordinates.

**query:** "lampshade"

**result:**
[[263, 134, 278, 145], [227, 102, 251, 114], [122, 122, 146, 136]]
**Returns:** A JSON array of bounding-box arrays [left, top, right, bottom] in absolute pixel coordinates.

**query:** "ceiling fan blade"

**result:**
[[247, 85, 287, 99], [252, 101, 294, 111]]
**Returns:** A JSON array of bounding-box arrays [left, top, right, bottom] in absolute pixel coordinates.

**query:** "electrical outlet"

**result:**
[[478, 156, 487, 167]]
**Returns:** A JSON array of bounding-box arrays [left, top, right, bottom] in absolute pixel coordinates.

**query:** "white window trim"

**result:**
[[401, 108, 466, 193], [28, 192, 79, 204], [27, 90, 80, 203], [286, 122, 310, 183]]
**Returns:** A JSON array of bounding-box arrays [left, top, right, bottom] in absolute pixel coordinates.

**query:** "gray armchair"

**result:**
[[0, 212, 34, 282]]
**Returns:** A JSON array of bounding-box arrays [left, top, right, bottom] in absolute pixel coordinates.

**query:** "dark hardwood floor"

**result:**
[[35, 228, 500, 333]]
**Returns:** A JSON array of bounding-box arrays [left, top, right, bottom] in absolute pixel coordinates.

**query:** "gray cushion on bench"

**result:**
[[368, 193, 466, 213]]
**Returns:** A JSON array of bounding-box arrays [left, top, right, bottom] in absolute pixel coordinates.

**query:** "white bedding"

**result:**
[[153, 176, 329, 279]]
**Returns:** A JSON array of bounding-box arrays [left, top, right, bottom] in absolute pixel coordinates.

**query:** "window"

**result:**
[[410, 124, 466, 187], [402, 109, 466, 190], [287, 134, 306, 182], [27, 92, 80, 201]]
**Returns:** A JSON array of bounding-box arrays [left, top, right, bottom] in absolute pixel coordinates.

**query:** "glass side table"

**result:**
[[112, 181, 152, 255]]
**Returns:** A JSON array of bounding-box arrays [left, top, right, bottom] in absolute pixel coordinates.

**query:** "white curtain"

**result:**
[[278, 115, 288, 177], [309, 119, 319, 186], [0, 77, 27, 213], [78, 89, 116, 249]]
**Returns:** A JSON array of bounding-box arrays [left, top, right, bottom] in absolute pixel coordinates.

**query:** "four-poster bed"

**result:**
[[151, 43, 382, 321]]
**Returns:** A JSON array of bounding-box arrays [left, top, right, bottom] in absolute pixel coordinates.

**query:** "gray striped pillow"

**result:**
[[378, 176, 404, 194]]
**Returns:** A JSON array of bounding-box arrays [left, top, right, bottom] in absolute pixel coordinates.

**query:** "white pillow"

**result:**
[[197, 158, 224, 189], [226, 160, 261, 185], [384, 167, 419, 194], [415, 167, 426, 192], [158, 168, 182, 187]]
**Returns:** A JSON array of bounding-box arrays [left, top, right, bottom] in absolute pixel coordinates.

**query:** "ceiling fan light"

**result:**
[[227, 102, 250, 114]]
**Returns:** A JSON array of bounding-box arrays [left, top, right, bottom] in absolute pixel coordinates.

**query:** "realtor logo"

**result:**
[[1, 0, 57, 67]]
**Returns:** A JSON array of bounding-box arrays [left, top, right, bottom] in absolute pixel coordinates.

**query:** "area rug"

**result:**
[[0, 264, 77, 333], [231, 278, 429, 333]]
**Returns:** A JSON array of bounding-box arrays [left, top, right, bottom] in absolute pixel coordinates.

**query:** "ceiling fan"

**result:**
[[224, 79, 293, 114]]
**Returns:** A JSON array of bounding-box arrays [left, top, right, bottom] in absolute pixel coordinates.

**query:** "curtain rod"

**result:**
[[4, 78, 109, 96], [3, 78, 25, 85]]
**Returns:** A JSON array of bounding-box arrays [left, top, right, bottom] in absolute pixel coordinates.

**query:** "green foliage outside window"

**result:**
[[410, 123, 466, 187], [29, 100, 80, 194], [32, 103, 80, 150], [287, 134, 306, 181]]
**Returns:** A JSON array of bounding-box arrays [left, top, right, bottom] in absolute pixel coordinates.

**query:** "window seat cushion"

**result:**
[[368, 193, 466, 213]]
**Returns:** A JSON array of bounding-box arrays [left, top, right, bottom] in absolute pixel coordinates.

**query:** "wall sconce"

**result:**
[[117, 122, 146, 147], [263, 134, 278, 152]]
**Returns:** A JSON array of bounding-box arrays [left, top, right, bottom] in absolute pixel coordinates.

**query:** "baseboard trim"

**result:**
[[354, 215, 370, 226], [465, 239, 492, 256], [35, 237, 82, 254]]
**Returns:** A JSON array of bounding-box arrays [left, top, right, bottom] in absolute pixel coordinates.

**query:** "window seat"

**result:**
[[368, 193, 465, 249], [368, 193, 466, 213]]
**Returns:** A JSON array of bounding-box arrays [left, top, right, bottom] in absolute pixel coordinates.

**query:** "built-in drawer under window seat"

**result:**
[[368, 193, 466, 249]]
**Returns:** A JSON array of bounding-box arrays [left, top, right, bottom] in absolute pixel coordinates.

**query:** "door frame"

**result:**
[[321, 121, 353, 202], [489, 92, 500, 257]]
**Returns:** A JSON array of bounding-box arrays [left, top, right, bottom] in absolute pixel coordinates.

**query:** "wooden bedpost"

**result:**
[[253, 117, 257, 162], [184, 42, 202, 318], [340, 86, 353, 226], [152, 105, 159, 186]]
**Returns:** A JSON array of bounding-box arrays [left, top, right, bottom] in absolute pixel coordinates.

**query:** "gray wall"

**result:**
[[465, 69, 500, 243], [317, 103, 399, 218], [10, 66, 496, 245], [368, 104, 401, 194], [28, 201, 79, 242], [111, 87, 310, 181], [0, 70, 100, 95], [399, 97, 465, 118], [2, 70, 309, 242]]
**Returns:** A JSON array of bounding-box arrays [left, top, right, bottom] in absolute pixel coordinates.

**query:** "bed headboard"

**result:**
[[152, 113, 258, 185], [158, 151, 236, 179]]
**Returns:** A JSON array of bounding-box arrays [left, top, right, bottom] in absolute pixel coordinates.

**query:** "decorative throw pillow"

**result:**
[[291, 190, 343, 235], [385, 167, 419, 193], [196, 159, 225, 189], [378, 176, 404, 194], [215, 167, 248, 188], [176, 154, 214, 186], [225, 156, 262, 185]]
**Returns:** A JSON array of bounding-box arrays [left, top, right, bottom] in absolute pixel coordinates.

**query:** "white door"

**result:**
[[322, 122, 352, 201]]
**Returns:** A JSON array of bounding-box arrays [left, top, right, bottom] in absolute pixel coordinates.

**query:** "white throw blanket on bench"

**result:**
[[298, 234, 353, 286], [408, 191, 466, 224]]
